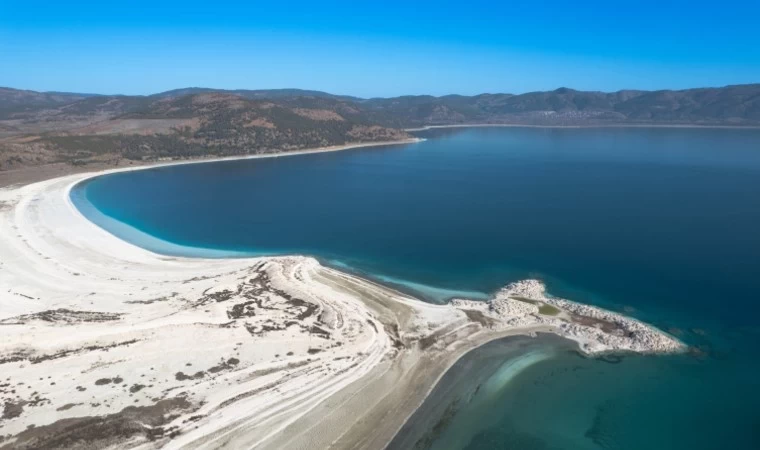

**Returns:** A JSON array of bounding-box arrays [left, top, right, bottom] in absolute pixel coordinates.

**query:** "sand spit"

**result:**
[[0, 172, 683, 449]]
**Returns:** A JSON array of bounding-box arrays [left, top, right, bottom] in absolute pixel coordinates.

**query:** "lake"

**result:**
[[72, 127, 760, 449]]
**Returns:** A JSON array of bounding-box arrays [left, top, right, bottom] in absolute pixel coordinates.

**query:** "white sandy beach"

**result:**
[[0, 147, 684, 449]]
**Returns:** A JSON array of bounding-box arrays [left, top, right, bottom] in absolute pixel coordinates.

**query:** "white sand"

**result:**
[[0, 157, 683, 449]]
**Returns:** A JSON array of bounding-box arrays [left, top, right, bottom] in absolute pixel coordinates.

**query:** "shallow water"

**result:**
[[72, 127, 760, 449], [391, 333, 760, 450]]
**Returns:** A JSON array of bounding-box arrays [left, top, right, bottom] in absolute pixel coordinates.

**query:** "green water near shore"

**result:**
[[390, 332, 759, 450]]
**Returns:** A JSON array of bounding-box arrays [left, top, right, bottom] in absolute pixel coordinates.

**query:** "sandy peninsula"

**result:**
[[0, 148, 683, 449]]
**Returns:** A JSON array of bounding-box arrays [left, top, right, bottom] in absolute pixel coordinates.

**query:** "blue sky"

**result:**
[[1, 0, 759, 97]]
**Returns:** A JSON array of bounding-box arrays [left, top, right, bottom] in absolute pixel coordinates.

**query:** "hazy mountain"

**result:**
[[612, 84, 760, 122], [0, 87, 99, 118], [360, 85, 760, 126]]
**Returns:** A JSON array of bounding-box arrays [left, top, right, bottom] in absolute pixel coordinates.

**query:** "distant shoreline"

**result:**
[[0, 137, 423, 188], [405, 123, 760, 131]]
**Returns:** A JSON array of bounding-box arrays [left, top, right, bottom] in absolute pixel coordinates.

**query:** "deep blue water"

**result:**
[[72, 127, 760, 449]]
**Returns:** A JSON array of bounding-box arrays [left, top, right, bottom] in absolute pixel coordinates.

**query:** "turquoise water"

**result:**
[[72, 127, 760, 449], [390, 333, 760, 450]]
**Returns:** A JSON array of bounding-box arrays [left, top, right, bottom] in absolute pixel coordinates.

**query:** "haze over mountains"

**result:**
[[1, 83, 759, 172]]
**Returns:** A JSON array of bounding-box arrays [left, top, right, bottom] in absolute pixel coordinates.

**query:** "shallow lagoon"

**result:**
[[390, 333, 759, 450], [73, 127, 760, 449]]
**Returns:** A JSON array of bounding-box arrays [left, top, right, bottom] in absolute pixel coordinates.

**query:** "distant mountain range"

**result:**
[[4, 84, 760, 126], [1, 84, 759, 171]]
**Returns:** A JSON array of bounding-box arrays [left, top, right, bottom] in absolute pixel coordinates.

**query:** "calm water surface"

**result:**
[[73, 127, 760, 449]]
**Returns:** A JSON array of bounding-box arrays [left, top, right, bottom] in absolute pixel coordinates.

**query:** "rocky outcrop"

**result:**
[[453, 279, 684, 355]]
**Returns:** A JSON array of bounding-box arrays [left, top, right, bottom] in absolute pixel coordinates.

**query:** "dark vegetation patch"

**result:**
[[2, 400, 27, 420], [417, 324, 464, 351], [0, 351, 30, 365], [1, 395, 49, 421], [227, 301, 257, 319], [0, 396, 194, 449], [538, 304, 561, 316], [175, 371, 205, 381], [208, 358, 239, 374], [383, 323, 405, 349], [0, 309, 123, 325], [2, 339, 140, 366], [418, 334, 438, 351], [55, 403, 80, 412], [308, 325, 331, 339], [124, 293, 178, 305], [245, 322, 281, 336], [202, 288, 237, 303], [462, 309, 497, 327], [511, 296, 624, 330], [212, 271, 322, 336], [183, 414, 204, 424], [510, 296, 561, 315], [253, 272, 319, 320], [570, 314, 628, 335], [289, 298, 319, 321]]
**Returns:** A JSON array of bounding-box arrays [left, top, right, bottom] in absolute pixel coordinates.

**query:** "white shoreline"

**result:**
[[75, 137, 423, 181], [65, 138, 423, 258], [0, 149, 684, 449]]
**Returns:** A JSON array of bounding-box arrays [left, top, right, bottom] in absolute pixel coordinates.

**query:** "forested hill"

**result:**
[[0, 92, 409, 170]]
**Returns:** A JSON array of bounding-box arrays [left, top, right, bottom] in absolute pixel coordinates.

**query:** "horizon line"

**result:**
[[2, 82, 760, 100]]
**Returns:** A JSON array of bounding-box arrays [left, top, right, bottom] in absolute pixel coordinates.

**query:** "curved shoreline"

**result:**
[[0, 150, 683, 449], [72, 179, 494, 304], [66, 136, 423, 192], [64, 137, 424, 260]]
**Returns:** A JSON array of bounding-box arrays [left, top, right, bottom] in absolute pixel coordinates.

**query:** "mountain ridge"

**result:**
[[6, 82, 759, 102]]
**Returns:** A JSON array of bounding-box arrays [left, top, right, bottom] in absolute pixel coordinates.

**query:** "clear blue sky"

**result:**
[[1, 0, 759, 97]]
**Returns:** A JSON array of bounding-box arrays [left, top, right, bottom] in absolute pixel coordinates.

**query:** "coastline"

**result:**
[[0, 137, 423, 189], [405, 123, 760, 131], [0, 150, 683, 449]]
